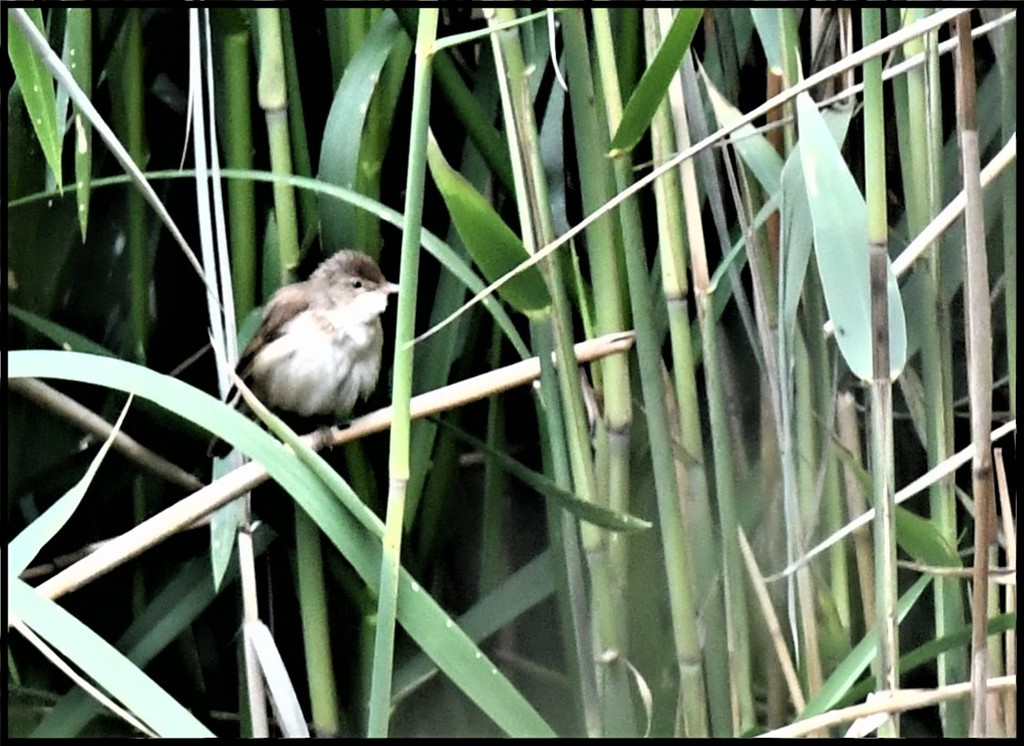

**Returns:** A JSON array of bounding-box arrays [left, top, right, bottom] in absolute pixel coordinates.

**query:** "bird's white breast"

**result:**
[[249, 307, 384, 418]]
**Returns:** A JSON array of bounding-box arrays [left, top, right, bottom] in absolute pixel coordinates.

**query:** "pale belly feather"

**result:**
[[250, 311, 383, 418]]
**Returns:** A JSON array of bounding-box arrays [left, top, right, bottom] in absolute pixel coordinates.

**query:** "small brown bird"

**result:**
[[210, 250, 398, 456]]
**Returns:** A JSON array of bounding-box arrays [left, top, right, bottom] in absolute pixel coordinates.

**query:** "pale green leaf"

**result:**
[[797, 92, 907, 380], [9, 396, 132, 577], [8, 350, 555, 736], [10, 578, 215, 737]]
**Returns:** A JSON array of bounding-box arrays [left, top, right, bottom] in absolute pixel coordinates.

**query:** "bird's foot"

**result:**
[[311, 425, 336, 451]]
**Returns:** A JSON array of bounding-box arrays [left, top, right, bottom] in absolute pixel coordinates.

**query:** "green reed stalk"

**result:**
[[561, 16, 636, 732], [592, 6, 715, 734], [366, 9, 437, 737], [255, 8, 338, 734], [673, 47, 737, 736], [565, 8, 633, 593], [256, 8, 299, 281], [279, 10, 318, 252], [793, 327, 824, 699], [627, 8, 712, 736], [117, 8, 151, 637], [217, 12, 257, 320], [120, 9, 147, 363], [490, 6, 615, 733], [903, 9, 968, 735]]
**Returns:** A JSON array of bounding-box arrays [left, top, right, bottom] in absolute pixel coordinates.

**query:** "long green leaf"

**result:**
[[32, 528, 275, 737], [63, 8, 93, 239], [609, 8, 702, 155], [318, 9, 406, 251], [8, 350, 555, 736], [393, 7, 517, 196], [799, 574, 931, 720], [7, 7, 63, 189], [894, 507, 962, 568], [9, 396, 132, 576], [797, 92, 908, 380], [8, 304, 115, 356], [392, 549, 556, 704], [838, 613, 1016, 709], [436, 418, 652, 533], [426, 133, 551, 316], [65, 7, 92, 238], [700, 65, 784, 195], [779, 104, 854, 343], [9, 166, 533, 358], [10, 578, 215, 737]]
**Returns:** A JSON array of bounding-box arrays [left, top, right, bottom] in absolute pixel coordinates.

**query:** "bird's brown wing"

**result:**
[[209, 284, 312, 457], [234, 283, 311, 381]]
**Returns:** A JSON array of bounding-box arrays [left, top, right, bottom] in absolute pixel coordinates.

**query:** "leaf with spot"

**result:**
[[796, 92, 907, 380], [8, 8, 64, 190]]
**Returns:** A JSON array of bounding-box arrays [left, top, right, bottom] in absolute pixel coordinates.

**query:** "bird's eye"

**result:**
[[350, 279, 363, 290]]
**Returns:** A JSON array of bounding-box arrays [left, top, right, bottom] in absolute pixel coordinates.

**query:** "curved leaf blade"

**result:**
[[437, 419, 652, 533], [318, 9, 408, 251], [8, 350, 555, 737], [32, 529, 275, 737], [609, 8, 702, 155], [700, 62, 784, 195], [894, 507, 962, 568], [426, 133, 551, 316], [799, 574, 931, 720], [8, 8, 64, 189], [780, 103, 853, 344], [9, 397, 132, 577], [8, 303, 115, 356], [796, 92, 907, 380], [11, 578, 215, 737], [837, 613, 1016, 710]]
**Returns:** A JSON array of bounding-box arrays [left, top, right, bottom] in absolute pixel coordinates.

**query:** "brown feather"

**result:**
[[208, 285, 313, 457], [235, 283, 313, 381]]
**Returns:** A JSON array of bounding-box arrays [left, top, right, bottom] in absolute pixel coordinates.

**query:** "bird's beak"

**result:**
[[386, 282, 400, 294]]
